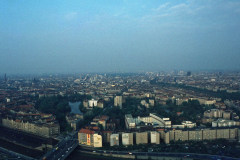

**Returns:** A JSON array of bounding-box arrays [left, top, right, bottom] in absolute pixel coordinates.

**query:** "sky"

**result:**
[[0, 0, 240, 74]]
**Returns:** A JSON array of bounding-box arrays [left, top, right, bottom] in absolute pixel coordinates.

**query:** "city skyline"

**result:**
[[1, 64, 240, 159], [1, 0, 240, 74]]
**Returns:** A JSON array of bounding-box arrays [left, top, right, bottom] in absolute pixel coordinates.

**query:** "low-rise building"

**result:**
[[182, 121, 196, 128], [125, 113, 171, 129]]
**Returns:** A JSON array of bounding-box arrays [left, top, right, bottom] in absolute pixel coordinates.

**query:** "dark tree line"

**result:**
[[35, 94, 91, 132]]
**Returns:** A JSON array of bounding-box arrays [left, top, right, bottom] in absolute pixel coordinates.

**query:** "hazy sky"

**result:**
[[0, 0, 240, 74]]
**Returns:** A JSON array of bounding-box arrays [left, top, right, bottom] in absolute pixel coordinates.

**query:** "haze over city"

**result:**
[[2, 1, 240, 159], [1, 0, 240, 74]]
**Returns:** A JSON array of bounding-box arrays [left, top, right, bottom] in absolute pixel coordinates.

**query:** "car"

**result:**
[[148, 148, 153, 152], [93, 151, 96, 153], [104, 151, 106, 153], [128, 152, 132, 155]]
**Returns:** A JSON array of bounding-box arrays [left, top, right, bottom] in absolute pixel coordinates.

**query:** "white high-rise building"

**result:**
[[122, 133, 133, 146], [93, 134, 102, 147], [150, 131, 160, 144], [114, 96, 122, 109], [110, 134, 119, 146]]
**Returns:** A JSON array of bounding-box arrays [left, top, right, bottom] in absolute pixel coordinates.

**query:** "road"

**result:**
[[41, 131, 240, 160], [41, 132, 79, 160], [0, 147, 36, 160], [79, 147, 240, 160]]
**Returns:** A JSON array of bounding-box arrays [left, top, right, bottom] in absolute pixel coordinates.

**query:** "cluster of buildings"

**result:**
[[78, 128, 102, 147], [125, 113, 172, 129], [125, 113, 197, 130], [203, 109, 239, 120], [66, 113, 83, 131], [0, 105, 60, 138], [82, 96, 124, 110], [2, 117, 60, 138], [202, 109, 240, 128], [159, 71, 240, 93], [140, 99, 155, 108], [78, 126, 240, 148], [78, 128, 160, 147], [162, 127, 240, 143], [83, 99, 104, 109], [78, 112, 240, 148], [1, 72, 239, 110], [212, 119, 240, 128], [0, 72, 240, 147]]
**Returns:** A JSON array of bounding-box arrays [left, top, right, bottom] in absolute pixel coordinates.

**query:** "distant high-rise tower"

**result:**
[[187, 71, 191, 76], [114, 96, 122, 109], [4, 73, 7, 82]]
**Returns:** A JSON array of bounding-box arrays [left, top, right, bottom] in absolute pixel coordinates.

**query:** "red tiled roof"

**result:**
[[102, 131, 112, 133], [100, 115, 109, 120], [156, 129, 164, 131], [19, 105, 33, 108], [79, 128, 95, 134], [15, 119, 21, 123], [92, 126, 99, 130]]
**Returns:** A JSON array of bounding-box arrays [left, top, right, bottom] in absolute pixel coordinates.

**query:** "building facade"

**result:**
[[2, 118, 60, 138], [110, 134, 119, 146], [114, 96, 122, 109], [122, 133, 134, 146], [136, 132, 148, 145]]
